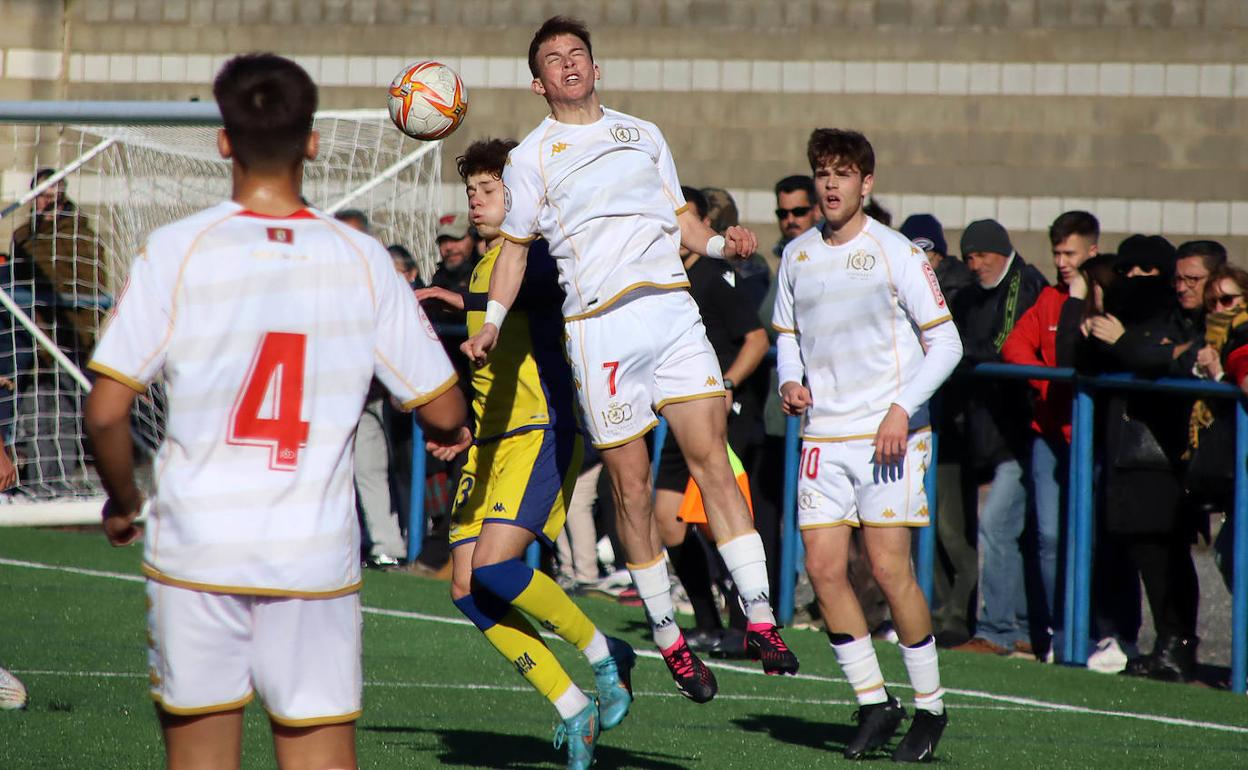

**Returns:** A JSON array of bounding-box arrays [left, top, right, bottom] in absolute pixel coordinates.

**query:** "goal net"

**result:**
[[0, 108, 442, 524]]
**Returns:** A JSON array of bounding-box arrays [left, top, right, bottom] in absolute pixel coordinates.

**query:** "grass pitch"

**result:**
[[1, 527, 1245, 768]]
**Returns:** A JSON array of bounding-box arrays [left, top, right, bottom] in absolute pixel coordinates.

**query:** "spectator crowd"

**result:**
[[6, 163, 1243, 686]]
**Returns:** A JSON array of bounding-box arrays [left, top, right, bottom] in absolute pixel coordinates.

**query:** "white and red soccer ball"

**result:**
[[387, 61, 468, 140]]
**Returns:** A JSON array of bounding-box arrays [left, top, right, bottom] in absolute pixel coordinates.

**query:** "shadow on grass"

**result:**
[[732, 712, 859, 754], [363, 725, 692, 769]]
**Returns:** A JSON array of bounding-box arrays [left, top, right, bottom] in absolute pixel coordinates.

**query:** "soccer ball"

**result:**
[[387, 61, 468, 141], [0, 667, 27, 710]]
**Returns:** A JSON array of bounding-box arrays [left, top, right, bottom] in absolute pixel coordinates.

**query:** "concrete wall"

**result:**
[[2, 0, 1246, 275]]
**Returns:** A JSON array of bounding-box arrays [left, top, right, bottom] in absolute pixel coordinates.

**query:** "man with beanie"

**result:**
[[951, 219, 1047, 656], [900, 214, 973, 305]]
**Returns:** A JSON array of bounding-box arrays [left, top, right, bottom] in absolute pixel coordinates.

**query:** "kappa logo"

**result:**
[[610, 124, 641, 143], [795, 250, 810, 262], [540, 619, 558, 633], [882, 508, 897, 519], [705, 376, 719, 387], [492, 502, 507, 513], [846, 250, 876, 272], [550, 142, 570, 155]]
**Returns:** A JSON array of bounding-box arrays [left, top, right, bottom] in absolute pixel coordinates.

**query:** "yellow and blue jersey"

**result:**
[[465, 239, 576, 442]]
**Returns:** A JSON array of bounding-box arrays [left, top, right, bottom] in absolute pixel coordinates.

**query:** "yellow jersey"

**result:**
[[466, 240, 575, 442]]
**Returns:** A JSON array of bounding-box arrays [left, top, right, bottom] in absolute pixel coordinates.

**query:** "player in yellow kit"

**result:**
[[420, 138, 634, 770]]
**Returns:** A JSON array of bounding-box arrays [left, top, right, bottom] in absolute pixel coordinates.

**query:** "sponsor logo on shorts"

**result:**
[[492, 502, 507, 513], [705, 376, 719, 387], [916, 505, 929, 517], [846, 249, 876, 274], [601, 401, 633, 426], [540, 619, 558, 633], [882, 508, 897, 519], [798, 490, 818, 510]]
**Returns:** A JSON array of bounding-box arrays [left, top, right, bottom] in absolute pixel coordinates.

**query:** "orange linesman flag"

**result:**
[[676, 443, 753, 530]]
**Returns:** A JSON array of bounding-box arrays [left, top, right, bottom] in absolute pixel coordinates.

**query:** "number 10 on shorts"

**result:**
[[227, 332, 311, 471]]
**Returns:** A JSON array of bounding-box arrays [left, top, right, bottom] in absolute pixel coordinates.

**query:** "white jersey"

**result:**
[[772, 217, 954, 440], [500, 106, 690, 320], [89, 201, 457, 597]]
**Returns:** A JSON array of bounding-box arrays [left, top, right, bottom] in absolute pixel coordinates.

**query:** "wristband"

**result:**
[[484, 300, 508, 329], [706, 234, 725, 259]]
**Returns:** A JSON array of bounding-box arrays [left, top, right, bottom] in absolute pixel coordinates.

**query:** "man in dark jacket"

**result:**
[[949, 219, 1047, 655], [900, 213, 977, 645]]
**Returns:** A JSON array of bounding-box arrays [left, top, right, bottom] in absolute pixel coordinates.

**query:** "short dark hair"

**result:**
[[213, 53, 317, 172], [701, 188, 739, 233], [1049, 210, 1100, 246], [807, 129, 875, 178], [863, 198, 891, 226], [681, 186, 708, 220], [457, 138, 518, 183], [334, 209, 368, 232], [1176, 240, 1228, 272], [31, 168, 56, 188], [388, 243, 416, 271], [528, 16, 592, 78], [774, 174, 815, 203]]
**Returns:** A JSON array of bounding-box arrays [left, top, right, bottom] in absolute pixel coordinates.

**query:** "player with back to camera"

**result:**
[[84, 53, 466, 770], [462, 16, 799, 703], [421, 137, 635, 770], [773, 129, 962, 762]]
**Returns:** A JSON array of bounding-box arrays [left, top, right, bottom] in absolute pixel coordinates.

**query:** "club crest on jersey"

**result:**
[[920, 260, 947, 308], [503, 185, 512, 213], [610, 124, 641, 143], [266, 227, 293, 244], [798, 489, 819, 510], [602, 401, 632, 426], [846, 250, 876, 274]]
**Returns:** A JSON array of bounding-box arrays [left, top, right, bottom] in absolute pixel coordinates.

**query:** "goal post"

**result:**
[[0, 101, 443, 525]]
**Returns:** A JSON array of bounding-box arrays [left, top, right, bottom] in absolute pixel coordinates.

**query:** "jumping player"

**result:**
[[424, 137, 634, 770], [462, 16, 798, 702], [84, 54, 466, 770], [774, 129, 961, 761]]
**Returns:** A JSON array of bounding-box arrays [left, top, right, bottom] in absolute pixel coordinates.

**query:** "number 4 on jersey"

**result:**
[[228, 332, 310, 471]]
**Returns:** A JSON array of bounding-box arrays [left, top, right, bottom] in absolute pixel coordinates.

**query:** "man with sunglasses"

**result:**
[[772, 175, 819, 260]]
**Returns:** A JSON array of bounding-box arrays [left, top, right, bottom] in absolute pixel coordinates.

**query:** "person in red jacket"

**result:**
[[1001, 211, 1098, 662]]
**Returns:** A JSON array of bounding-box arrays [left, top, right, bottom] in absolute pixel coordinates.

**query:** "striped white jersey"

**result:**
[[772, 217, 955, 440], [500, 106, 690, 321], [88, 201, 457, 597]]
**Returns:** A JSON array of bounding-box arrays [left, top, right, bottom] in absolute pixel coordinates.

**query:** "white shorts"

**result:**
[[565, 290, 724, 448], [146, 580, 363, 726], [797, 430, 933, 529]]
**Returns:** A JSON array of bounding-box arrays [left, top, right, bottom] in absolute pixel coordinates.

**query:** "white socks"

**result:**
[[831, 635, 888, 706], [900, 635, 945, 714], [717, 532, 776, 626], [628, 558, 681, 650], [582, 629, 610, 665], [554, 683, 591, 720]]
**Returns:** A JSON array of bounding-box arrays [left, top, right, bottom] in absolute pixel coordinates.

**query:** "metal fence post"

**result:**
[[406, 416, 427, 564], [1070, 382, 1095, 664], [1232, 399, 1248, 694], [778, 414, 801, 625], [1060, 383, 1084, 664], [917, 429, 938, 605]]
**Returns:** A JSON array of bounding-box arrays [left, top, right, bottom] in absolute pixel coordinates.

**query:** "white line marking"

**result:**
[[4, 557, 1247, 734], [8, 670, 1043, 713]]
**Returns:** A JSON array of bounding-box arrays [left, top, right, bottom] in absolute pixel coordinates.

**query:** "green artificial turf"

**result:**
[[1, 527, 1245, 768]]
